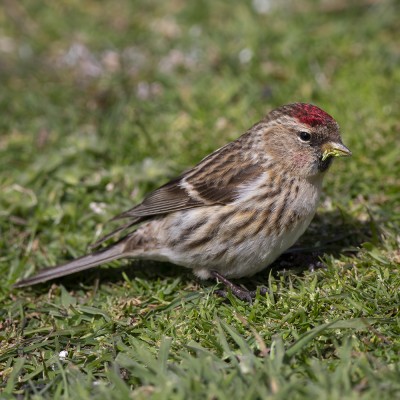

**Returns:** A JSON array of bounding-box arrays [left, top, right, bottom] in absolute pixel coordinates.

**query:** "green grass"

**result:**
[[1, 0, 400, 398]]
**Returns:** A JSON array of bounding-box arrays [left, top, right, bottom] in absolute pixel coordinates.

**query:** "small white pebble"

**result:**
[[239, 48, 253, 64], [89, 202, 107, 215], [106, 182, 115, 192], [59, 350, 68, 361]]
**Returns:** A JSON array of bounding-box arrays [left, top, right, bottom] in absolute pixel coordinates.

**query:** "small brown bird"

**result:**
[[14, 103, 351, 300]]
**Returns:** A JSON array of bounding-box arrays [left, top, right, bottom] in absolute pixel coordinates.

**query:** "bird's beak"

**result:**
[[321, 142, 352, 161]]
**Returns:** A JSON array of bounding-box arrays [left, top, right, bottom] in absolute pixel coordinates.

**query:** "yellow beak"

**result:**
[[322, 142, 352, 161]]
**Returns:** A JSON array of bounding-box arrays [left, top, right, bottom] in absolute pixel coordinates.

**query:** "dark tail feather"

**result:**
[[13, 241, 126, 288]]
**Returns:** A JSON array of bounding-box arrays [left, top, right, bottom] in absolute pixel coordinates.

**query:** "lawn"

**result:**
[[0, 0, 399, 398]]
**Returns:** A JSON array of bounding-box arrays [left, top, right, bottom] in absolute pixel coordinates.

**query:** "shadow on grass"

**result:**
[[23, 207, 376, 293]]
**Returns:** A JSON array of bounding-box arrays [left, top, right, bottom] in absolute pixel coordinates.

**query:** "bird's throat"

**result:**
[[318, 157, 333, 172]]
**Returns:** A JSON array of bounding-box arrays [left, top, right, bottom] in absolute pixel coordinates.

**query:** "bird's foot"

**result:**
[[210, 270, 268, 303]]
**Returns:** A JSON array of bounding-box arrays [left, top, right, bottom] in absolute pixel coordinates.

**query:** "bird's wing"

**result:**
[[92, 139, 263, 247], [114, 140, 262, 220]]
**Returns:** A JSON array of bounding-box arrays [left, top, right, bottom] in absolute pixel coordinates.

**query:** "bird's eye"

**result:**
[[298, 131, 311, 142]]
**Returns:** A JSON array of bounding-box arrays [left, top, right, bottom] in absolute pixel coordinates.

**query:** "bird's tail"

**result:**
[[13, 240, 126, 288]]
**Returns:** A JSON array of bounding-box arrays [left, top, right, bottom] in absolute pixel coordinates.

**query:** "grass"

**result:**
[[1, 0, 399, 398]]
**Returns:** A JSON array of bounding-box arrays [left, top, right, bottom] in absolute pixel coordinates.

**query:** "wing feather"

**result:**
[[112, 177, 204, 220], [94, 135, 264, 245], [115, 141, 263, 220]]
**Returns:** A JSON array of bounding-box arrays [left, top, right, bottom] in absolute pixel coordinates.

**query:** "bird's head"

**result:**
[[263, 103, 352, 178]]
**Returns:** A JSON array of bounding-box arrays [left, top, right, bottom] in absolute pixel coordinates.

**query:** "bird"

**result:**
[[14, 103, 352, 301]]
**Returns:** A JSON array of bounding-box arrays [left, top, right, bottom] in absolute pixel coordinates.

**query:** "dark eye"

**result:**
[[298, 131, 311, 142]]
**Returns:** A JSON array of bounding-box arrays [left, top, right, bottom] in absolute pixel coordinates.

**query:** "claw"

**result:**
[[210, 270, 268, 303]]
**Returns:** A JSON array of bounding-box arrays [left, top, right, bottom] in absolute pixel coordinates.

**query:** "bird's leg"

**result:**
[[210, 270, 268, 303]]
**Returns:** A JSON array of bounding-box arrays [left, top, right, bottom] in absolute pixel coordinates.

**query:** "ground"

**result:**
[[0, 0, 399, 398]]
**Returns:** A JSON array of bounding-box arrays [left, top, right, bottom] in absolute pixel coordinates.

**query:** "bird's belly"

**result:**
[[218, 212, 315, 278], [151, 204, 316, 279]]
